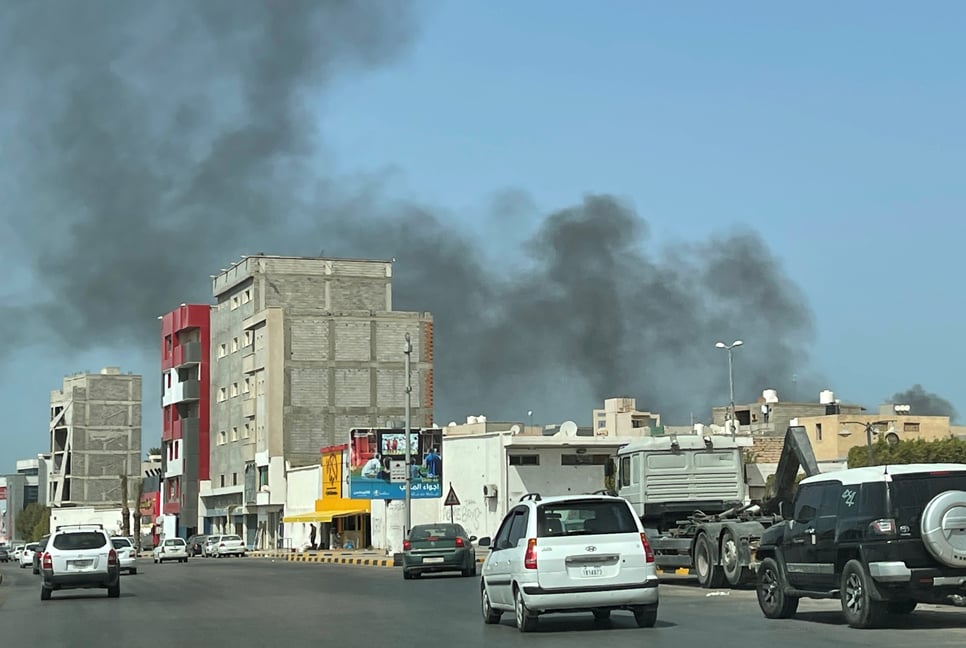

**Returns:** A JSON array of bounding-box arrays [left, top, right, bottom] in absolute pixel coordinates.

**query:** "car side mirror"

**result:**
[[469, 535, 478, 543], [477, 536, 491, 548]]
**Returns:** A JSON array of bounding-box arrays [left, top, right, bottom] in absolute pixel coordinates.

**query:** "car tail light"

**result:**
[[220, 543, 225, 548], [403, 540, 412, 551], [640, 533, 655, 563], [455, 537, 465, 548], [42, 552, 52, 570], [108, 549, 118, 567], [524, 538, 538, 569], [869, 519, 897, 536]]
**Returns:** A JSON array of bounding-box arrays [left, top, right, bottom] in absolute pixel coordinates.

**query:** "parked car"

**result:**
[[0, 547, 10, 563], [40, 524, 120, 600], [212, 535, 246, 557], [479, 493, 660, 632], [153, 538, 189, 564], [32, 536, 50, 575], [202, 535, 222, 557], [19, 543, 39, 569], [186, 534, 208, 557], [756, 463, 966, 629], [402, 523, 477, 579], [111, 537, 138, 574], [12, 544, 25, 561]]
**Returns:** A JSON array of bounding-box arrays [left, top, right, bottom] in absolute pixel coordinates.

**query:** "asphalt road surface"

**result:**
[[2, 559, 965, 647]]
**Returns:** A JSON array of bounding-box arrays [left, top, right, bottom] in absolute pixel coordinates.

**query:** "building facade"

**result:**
[[48, 367, 142, 507], [201, 255, 434, 549], [160, 304, 211, 537], [593, 397, 662, 436], [711, 389, 865, 436]]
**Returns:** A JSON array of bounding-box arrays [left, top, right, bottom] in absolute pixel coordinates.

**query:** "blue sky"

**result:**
[[2, 1, 965, 472]]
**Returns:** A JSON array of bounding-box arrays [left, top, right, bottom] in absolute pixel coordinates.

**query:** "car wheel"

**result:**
[[108, 584, 120, 598], [40, 587, 51, 601], [514, 587, 538, 632], [33, 568, 39, 575], [481, 581, 502, 624], [887, 599, 917, 615], [633, 604, 658, 628], [403, 570, 414, 580], [461, 561, 475, 577], [592, 609, 611, 621], [841, 559, 887, 628], [694, 533, 725, 589], [756, 557, 799, 619], [721, 529, 751, 587]]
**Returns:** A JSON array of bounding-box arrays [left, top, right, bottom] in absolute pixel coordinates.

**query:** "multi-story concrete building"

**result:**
[[711, 388, 865, 436], [160, 304, 211, 538], [48, 367, 142, 507], [0, 457, 48, 544], [592, 397, 662, 436], [201, 255, 434, 549]]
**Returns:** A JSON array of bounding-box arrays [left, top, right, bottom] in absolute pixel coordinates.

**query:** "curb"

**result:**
[[286, 554, 393, 567]]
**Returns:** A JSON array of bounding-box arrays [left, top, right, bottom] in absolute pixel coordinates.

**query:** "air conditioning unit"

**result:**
[[483, 483, 498, 499]]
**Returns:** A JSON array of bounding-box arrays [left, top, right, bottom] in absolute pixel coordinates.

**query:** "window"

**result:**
[[258, 466, 268, 488], [219, 430, 227, 445], [218, 387, 227, 402], [231, 337, 239, 353], [561, 454, 609, 466], [242, 289, 251, 304], [244, 423, 251, 438], [231, 427, 238, 442], [231, 295, 239, 310], [219, 343, 227, 358], [244, 330, 253, 347], [232, 473, 238, 486], [243, 378, 250, 394], [537, 500, 638, 536], [903, 422, 920, 433], [509, 455, 540, 466], [231, 383, 239, 398], [597, 420, 606, 429], [220, 475, 225, 488], [816, 423, 823, 441], [620, 456, 631, 487], [52, 532, 107, 551]]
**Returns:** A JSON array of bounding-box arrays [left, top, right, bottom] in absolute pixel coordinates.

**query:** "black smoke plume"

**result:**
[[889, 385, 958, 420], [0, 1, 819, 425]]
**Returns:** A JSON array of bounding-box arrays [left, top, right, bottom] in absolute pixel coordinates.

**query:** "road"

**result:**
[[2, 559, 965, 647]]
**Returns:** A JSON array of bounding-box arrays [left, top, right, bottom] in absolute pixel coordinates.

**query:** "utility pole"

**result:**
[[715, 340, 744, 440], [403, 333, 413, 542]]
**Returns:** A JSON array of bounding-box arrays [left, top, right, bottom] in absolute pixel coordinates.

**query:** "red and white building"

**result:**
[[160, 304, 211, 538]]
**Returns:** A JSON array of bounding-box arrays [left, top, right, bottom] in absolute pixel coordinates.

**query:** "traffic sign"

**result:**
[[444, 483, 461, 507]]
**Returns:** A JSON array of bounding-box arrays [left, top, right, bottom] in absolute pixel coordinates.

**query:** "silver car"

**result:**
[[110, 537, 138, 574], [479, 494, 660, 632]]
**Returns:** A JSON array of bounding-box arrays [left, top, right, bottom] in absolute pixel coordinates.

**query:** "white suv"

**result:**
[[40, 524, 120, 601], [479, 494, 659, 632]]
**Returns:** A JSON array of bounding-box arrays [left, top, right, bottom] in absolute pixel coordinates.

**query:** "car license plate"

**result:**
[[581, 566, 603, 577], [423, 557, 444, 564], [69, 559, 93, 568]]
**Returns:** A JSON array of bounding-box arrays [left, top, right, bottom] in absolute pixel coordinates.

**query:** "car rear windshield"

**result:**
[[53, 532, 107, 551], [537, 500, 639, 537], [891, 472, 966, 532], [410, 525, 460, 540], [165, 539, 186, 546], [112, 538, 132, 549], [222, 536, 241, 542]]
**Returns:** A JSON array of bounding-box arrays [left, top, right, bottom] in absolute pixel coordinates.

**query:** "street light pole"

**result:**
[[403, 333, 413, 542], [715, 340, 744, 439], [839, 420, 894, 466]]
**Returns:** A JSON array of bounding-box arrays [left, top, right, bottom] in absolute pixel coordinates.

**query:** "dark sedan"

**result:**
[[32, 536, 50, 575], [0, 547, 10, 562], [402, 523, 477, 580]]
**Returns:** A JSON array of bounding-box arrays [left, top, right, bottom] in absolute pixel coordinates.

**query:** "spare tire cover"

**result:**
[[920, 490, 966, 568]]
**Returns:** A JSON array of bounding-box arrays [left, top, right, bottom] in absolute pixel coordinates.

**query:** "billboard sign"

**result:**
[[348, 428, 443, 499]]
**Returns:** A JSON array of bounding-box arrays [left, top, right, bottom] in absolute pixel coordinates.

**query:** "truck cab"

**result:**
[[616, 435, 749, 532]]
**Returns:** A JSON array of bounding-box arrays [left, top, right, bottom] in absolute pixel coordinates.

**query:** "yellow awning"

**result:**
[[282, 509, 368, 524]]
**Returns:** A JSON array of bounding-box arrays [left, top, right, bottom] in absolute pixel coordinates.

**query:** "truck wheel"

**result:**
[[756, 557, 798, 619], [721, 529, 751, 586], [694, 533, 725, 589], [841, 559, 887, 628]]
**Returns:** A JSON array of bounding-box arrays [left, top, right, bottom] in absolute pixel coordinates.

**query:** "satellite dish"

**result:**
[[559, 420, 579, 437], [509, 424, 521, 435]]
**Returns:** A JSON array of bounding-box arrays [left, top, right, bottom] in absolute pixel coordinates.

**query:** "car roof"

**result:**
[[518, 494, 629, 506], [800, 463, 966, 486]]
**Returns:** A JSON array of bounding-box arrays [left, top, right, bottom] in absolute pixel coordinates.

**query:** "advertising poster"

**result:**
[[348, 428, 443, 499]]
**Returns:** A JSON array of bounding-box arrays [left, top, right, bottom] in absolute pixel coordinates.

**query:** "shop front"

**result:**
[[282, 444, 370, 551]]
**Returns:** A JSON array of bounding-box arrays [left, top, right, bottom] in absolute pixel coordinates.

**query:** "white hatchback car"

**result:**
[[479, 493, 659, 632], [110, 537, 138, 574], [153, 537, 189, 564]]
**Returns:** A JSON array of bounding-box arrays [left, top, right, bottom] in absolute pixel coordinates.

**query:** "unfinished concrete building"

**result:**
[[48, 367, 143, 507], [201, 254, 434, 548]]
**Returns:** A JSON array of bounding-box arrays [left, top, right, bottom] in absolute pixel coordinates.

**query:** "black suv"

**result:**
[[756, 463, 966, 628]]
